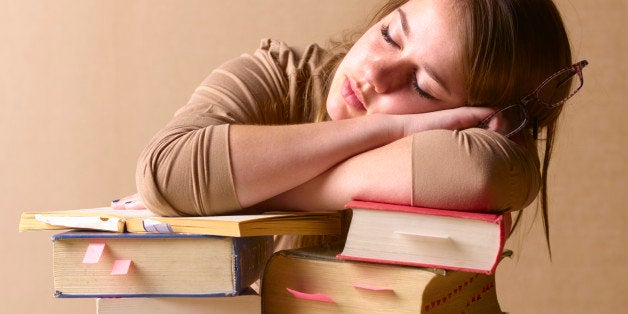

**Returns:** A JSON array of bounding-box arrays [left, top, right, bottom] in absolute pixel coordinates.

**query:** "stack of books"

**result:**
[[19, 207, 342, 313], [261, 201, 510, 313], [20, 200, 510, 313]]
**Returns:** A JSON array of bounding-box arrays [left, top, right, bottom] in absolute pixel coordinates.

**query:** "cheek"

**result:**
[[324, 48, 362, 121], [325, 69, 345, 120], [369, 92, 420, 115]]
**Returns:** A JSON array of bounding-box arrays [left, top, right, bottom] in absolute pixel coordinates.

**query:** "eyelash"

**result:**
[[380, 24, 436, 100], [380, 24, 399, 48]]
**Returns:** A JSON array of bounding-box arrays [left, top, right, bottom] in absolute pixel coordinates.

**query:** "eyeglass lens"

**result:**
[[537, 69, 583, 108]]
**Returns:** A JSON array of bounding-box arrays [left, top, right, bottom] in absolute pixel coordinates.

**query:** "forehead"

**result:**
[[398, 0, 463, 57], [398, 0, 466, 95]]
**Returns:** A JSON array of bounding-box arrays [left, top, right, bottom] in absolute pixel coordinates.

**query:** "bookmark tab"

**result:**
[[286, 288, 334, 303], [352, 284, 393, 292], [111, 259, 132, 275], [142, 219, 174, 233], [394, 230, 450, 240], [82, 243, 106, 264]]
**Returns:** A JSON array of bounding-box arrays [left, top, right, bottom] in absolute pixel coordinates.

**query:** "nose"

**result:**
[[363, 56, 409, 94]]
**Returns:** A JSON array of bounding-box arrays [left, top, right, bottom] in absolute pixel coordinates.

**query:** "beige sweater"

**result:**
[[136, 39, 540, 217]]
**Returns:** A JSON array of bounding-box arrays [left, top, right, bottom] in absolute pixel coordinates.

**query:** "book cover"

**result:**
[[51, 231, 273, 298], [262, 244, 504, 313], [337, 201, 511, 274], [20, 208, 341, 237], [125, 211, 342, 237], [19, 207, 155, 232]]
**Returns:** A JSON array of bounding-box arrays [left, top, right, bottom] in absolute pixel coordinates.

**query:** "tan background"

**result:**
[[1, 0, 625, 313]]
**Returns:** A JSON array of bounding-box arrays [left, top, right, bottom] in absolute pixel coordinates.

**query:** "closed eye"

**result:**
[[381, 24, 436, 100], [412, 76, 436, 100], [380, 25, 400, 49]]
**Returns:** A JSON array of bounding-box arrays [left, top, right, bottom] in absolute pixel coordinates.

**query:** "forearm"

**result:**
[[254, 136, 414, 212], [137, 104, 511, 216], [259, 128, 541, 213], [231, 106, 504, 209], [230, 114, 401, 208]]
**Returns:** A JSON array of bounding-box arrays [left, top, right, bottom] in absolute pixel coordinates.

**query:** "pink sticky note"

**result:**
[[286, 288, 334, 303], [82, 243, 106, 264], [111, 259, 132, 275]]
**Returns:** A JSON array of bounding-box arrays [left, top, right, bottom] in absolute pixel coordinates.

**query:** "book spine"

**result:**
[[54, 291, 238, 298], [489, 212, 510, 275], [232, 236, 274, 292]]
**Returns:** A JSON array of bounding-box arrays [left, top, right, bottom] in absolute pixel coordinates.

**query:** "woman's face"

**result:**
[[326, 0, 467, 120]]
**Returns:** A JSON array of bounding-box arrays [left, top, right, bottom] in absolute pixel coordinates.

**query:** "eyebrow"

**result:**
[[398, 8, 451, 96], [398, 8, 410, 37]]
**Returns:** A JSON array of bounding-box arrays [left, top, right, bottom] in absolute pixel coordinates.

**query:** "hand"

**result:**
[[477, 107, 519, 137], [111, 193, 146, 210], [393, 106, 498, 137]]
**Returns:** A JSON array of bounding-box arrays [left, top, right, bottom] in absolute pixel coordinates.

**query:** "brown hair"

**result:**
[[300, 0, 572, 253], [457, 0, 572, 256]]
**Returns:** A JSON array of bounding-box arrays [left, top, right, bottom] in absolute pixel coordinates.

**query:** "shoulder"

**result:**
[[255, 38, 328, 75]]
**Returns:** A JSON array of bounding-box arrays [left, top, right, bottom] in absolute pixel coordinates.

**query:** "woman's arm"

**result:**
[[230, 107, 495, 208], [137, 104, 493, 216], [251, 134, 414, 212], [258, 128, 541, 213], [229, 115, 397, 208]]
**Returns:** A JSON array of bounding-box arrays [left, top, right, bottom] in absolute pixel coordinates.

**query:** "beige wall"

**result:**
[[1, 1, 625, 313]]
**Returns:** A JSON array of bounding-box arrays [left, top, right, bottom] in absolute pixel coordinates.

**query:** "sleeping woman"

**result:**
[[117, 0, 587, 250]]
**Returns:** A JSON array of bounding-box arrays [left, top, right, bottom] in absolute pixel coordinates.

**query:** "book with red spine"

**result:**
[[337, 201, 511, 274]]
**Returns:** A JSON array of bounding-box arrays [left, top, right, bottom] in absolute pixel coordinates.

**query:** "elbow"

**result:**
[[411, 129, 540, 212], [135, 133, 189, 217], [135, 125, 241, 217], [469, 153, 541, 212]]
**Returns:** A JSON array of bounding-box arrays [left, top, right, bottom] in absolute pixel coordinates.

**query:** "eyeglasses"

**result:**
[[478, 60, 588, 138]]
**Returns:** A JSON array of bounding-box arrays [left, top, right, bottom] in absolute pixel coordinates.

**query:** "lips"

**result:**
[[341, 76, 366, 111]]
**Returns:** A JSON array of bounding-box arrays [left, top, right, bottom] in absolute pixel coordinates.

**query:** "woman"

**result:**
[[120, 0, 585, 250]]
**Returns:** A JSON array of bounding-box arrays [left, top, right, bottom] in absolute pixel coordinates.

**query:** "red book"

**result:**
[[337, 201, 511, 274]]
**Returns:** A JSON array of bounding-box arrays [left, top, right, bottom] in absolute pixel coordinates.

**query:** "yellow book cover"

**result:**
[[20, 208, 341, 237]]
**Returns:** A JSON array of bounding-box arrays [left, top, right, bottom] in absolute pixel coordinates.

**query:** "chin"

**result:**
[[325, 88, 344, 121]]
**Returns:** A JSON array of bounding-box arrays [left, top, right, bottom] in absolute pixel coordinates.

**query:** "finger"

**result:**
[[111, 199, 125, 209], [123, 199, 147, 210], [441, 106, 496, 130], [111, 193, 141, 209]]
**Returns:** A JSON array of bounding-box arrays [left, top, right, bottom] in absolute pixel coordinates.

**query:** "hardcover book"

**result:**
[[337, 201, 511, 274], [51, 231, 273, 297], [262, 244, 504, 313], [20, 208, 341, 237]]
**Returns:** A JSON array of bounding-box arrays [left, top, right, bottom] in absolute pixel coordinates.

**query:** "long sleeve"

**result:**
[[410, 128, 541, 212], [136, 39, 325, 216], [136, 39, 540, 217]]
